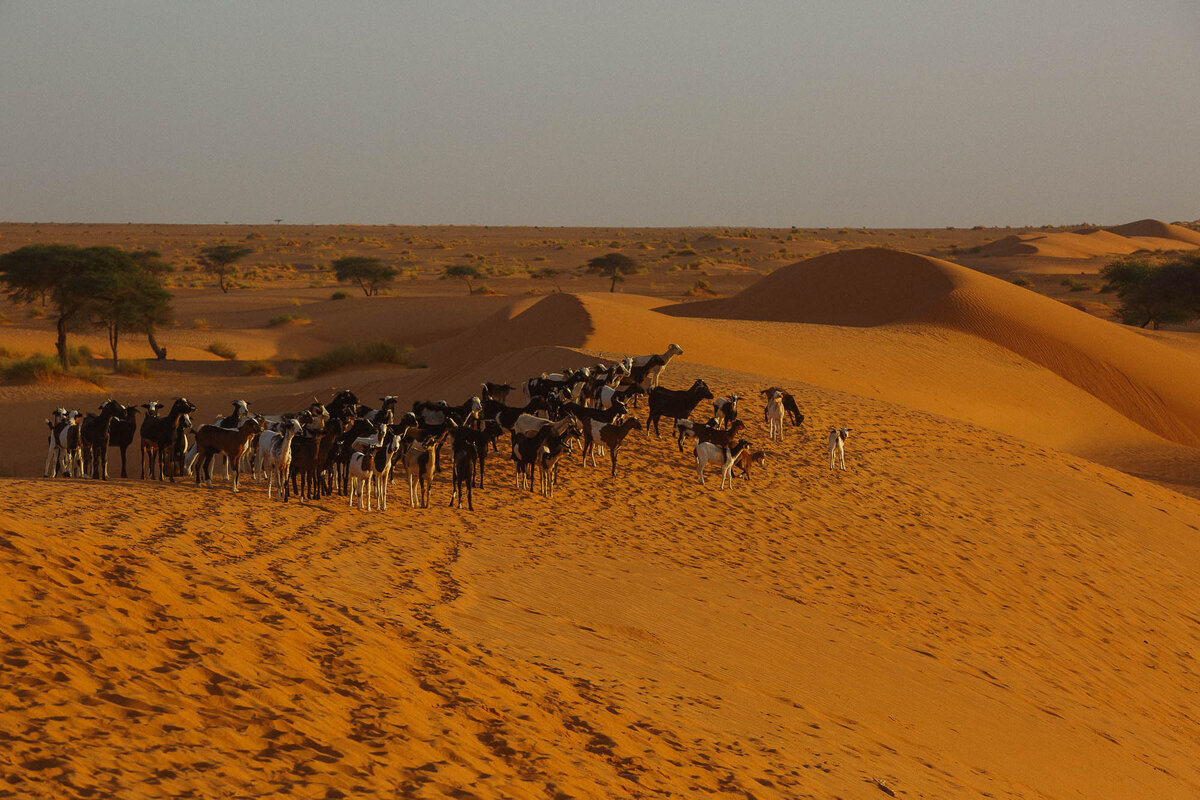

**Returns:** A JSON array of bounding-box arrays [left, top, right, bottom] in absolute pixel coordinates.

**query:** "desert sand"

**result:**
[[2, 229, 1200, 798]]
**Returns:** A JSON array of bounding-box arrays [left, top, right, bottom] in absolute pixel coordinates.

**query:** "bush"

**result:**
[[115, 359, 151, 378], [267, 313, 311, 327], [1012, 277, 1032, 287], [2, 354, 105, 386], [243, 360, 277, 377], [193, 317, 210, 330], [207, 341, 237, 360], [3, 354, 61, 382], [330, 290, 353, 300], [1061, 278, 1092, 292], [295, 341, 417, 380], [687, 280, 719, 297]]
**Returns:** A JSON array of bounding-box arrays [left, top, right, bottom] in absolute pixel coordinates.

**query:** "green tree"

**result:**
[[585, 252, 644, 292], [199, 244, 252, 293], [88, 250, 174, 371], [1100, 254, 1200, 329], [332, 256, 398, 296], [0, 245, 174, 369], [442, 264, 481, 295]]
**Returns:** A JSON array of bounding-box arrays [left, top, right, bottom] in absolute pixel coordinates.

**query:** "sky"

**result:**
[[1, 1, 1198, 228]]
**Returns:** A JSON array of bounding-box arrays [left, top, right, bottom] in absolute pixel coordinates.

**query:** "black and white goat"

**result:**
[[694, 439, 751, 488], [632, 344, 683, 389], [712, 395, 739, 430]]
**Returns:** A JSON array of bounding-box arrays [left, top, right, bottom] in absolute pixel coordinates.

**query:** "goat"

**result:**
[[347, 445, 381, 511], [194, 417, 263, 491], [511, 412, 580, 439], [138, 401, 163, 478], [480, 381, 515, 405], [401, 429, 450, 508], [45, 409, 84, 478], [760, 387, 804, 427], [731, 448, 766, 481], [631, 344, 683, 389], [693, 419, 746, 449], [108, 405, 140, 478], [537, 427, 576, 497], [448, 428, 477, 510], [445, 419, 503, 489], [712, 395, 739, 430], [828, 428, 850, 471], [258, 419, 303, 502], [80, 399, 127, 480], [596, 382, 646, 411], [646, 379, 713, 437], [583, 416, 642, 477], [512, 423, 579, 492], [143, 398, 196, 481], [695, 439, 751, 488], [765, 390, 785, 441], [365, 395, 399, 426]]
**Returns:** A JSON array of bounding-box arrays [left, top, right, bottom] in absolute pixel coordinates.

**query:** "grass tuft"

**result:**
[[243, 360, 277, 377], [295, 341, 417, 380], [267, 313, 311, 327], [207, 341, 237, 360]]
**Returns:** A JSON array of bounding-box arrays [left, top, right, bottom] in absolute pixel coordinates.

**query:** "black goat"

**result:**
[[646, 379, 714, 437]]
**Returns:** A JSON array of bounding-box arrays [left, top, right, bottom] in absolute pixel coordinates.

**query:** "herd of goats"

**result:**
[[42, 344, 851, 511]]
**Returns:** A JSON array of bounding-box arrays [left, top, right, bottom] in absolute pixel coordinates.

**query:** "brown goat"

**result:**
[[194, 417, 263, 492]]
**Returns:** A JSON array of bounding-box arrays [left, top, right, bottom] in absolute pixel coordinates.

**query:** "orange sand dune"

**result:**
[[980, 219, 1199, 258], [5, 356, 1200, 798], [663, 248, 1200, 450], [1103, 218, 1200, 246], [7, 241, 1200, 798]]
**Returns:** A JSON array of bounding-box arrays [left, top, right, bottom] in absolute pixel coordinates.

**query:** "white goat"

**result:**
[[765, 390, 785, 441], [828, 428, 850, 470], [259, 418, 302, 501]]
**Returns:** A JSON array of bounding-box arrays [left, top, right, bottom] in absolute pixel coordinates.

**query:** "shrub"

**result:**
[[115, 359, 151, 378], [1012, 277, 1032, 287], [1060, 278, 1092, 292], [267, 313, 311, 327], [207, 341, 237, 360], [294, 341, 417, 380], [2, 354, 105, 386], [193, 317, 210, 330], [243, 360, 276, 377], [687, 280, 719, 297], [3, 354, 61, 382], [330, 290, 352, 300]]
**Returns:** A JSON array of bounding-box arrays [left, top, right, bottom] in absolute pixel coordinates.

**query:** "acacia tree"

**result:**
[[332, 256, 398, 296], [442, 264, 481, 295], [1101, 254, 1200, 329], [0, 244, 103, 368], [0, 245, 174, 369], [585, 252, 643, 292], [89, 250, 174, 370], [199, 244, 252, 293]]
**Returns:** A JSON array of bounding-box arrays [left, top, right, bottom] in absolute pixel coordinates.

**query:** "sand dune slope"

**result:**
[[5, 358, 1200, 798], [979, 220, 1199, 258], [1104, 218, 1200, 246], [665, 248, 1200, 449]]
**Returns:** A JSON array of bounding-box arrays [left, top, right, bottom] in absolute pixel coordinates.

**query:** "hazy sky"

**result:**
[[2, 2, 1197, 227]]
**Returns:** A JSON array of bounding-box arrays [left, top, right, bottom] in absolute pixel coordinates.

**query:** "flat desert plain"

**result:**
[[2, 222, 1200, 799]]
